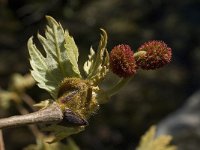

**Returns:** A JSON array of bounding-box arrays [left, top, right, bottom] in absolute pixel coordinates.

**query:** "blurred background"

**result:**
[[0, 0, 200, 149]]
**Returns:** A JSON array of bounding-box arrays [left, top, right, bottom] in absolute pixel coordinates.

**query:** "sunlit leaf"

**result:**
[[0, 91, 19, 109], [83, 47, 95, 75], [33, 100, 51, 110], [83, 29, 109, 85], [90, 49, 109, 85], [136, 126, 177, 150], [42, 125, 85, 143], [65, 138, 80, 150], [24, 136, 79, 150], [9, 73, 35, 92], [28, 16, 81, 99]]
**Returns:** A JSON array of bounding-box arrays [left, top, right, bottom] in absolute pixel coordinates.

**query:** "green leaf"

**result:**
[[83, 29, 109, 85], [83, 47, 95, 75], [23, 136, 80, 150], [33, 100, 51, 109], [28, 16, 81, 98], [9, 73, 35, 92], [90, 49, 109, 85], [0, 91, 19, 109], [65, 138, 80, 150], [42, 125, 85, 143], [136, 126, 177, 150]]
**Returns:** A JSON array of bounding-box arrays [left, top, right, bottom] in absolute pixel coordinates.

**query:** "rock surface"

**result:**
[[157, 90, 200, 150]]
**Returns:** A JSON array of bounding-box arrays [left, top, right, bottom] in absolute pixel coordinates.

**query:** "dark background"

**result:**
[[0, 0, 200, 149]]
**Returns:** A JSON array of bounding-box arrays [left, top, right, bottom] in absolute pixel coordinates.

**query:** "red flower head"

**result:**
[[109, 44, 136, 78], [135, 40, 172, 70]]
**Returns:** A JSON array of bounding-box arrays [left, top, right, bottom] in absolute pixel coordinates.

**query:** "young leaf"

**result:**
[[90, 49, 109, 85], [28, 16, 81, 98], [24, 136, 80, 150], [83, 47, 95, 75], [43, 125, 85, 143], [136, 126, 177, 150], [83, 29, 109, 85]]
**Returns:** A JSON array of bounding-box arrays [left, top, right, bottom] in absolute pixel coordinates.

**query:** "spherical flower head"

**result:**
[[135, 40, 172, 70], [109, 44, 136, 78]]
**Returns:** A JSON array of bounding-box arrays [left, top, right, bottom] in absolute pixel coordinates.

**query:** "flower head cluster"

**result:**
[[109, 44, 136, 78], [109, 41, 172, 77], [135, 40, 172, 70]]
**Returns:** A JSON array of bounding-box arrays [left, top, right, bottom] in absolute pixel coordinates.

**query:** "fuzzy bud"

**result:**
[[135, 40, 172, 70], [109, 44, 136, 78]]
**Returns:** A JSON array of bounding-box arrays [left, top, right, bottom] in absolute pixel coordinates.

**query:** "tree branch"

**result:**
[[16, 104, 42, 137], [0, 102, 63, 129], [0, 130, 5, 150]]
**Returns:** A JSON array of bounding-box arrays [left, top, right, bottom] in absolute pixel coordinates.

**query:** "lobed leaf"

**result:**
[[90, 49, 109, 85], [83, 47, 95, 75], [28, 16, 81, 98], [9, 73, 35, 92], [24, 136, 80, 150], [83, 29, 109, 85], [43, 125, 85, 143], [136, 126, 177, 150]]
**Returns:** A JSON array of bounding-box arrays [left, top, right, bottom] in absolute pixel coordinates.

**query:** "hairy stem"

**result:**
[[0, 103, 63, 129]]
